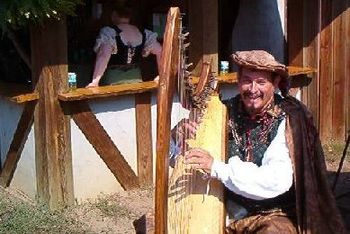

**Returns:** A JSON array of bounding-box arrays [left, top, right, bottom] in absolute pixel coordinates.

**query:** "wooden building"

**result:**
[[0, 0, 349, 209]]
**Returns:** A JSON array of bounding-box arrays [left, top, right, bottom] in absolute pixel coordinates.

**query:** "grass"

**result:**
[[0, 189, 85, 234], [92, 195, 134, 219], [323, 140, 349, 164]]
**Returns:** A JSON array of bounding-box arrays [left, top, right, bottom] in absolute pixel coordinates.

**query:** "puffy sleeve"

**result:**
[[142, 29, 162, 57], [210, 118, 293, 200], [93, 26, 118, 54]]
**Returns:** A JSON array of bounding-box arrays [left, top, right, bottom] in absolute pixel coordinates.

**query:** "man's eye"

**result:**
[[256, 80, 266, 84], [241, 80, 251, 85]]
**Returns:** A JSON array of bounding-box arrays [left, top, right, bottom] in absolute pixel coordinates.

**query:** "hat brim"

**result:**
[[231, 52, 289, 79]]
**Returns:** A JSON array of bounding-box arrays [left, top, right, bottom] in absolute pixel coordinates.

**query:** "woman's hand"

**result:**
[[171, 119, 198, 149], [184, 148, 214, 173], [86, 81, 99, 88]]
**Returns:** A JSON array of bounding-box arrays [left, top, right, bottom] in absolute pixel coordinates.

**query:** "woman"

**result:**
[[87, 6, 162, 87]]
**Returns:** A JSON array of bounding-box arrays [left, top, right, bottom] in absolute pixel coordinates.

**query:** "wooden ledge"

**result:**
[[194, 66, 317, 84], [0, 82, 38, 103], [58, 81, 158, 101], [58, 66, 316, 102]]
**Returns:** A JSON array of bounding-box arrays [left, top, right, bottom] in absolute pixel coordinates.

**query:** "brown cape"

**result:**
[[281, 96, 346, 233]]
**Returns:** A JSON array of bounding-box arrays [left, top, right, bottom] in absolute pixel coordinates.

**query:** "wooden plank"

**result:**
[[30, 18, 74, 209], [0, 101, 36, 186], [135, 92, 153, 186], [346, 6, 350, 136], [287, 0, 304, 66], [287, 0, 304, 98], [319, 0, 334, 142], [332, 0, 347, 141], [58, 67, 314, 103], [69, 100, 139, 190], [58, 81, 158, 101], [189, 0, 218, 75], [192, 67, 316, 85], [303, 0, 320, 128], [0, 82, 39, 103]]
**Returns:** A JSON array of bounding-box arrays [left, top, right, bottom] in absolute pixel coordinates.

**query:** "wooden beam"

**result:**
[[69, 100, 139, 190], [58, 81, 158, 101], [287, 0, 304, 66], [287, 0, 304, 98], [30, 18, 74, 209], [189, 0, 218, 75], [135, 92, 153, 186], [303, 0, 320, 128], [319, 0, 334, 142], [0, 101, 36, 186], [346, 6, 350, 136], [332, 0, 347, 141], [0, 82, 39, 103], [58, 66, 314, 103]]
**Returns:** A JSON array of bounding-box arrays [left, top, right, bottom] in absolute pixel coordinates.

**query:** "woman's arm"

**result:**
[[87, 26, 117, 87], [87, 44, 113, 87], [143, 29, 162, 76]]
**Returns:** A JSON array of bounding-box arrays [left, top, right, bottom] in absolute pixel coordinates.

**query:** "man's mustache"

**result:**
[[242, 91, 261, 99]]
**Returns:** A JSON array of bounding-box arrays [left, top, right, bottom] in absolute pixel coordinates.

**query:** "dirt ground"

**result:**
[[0, 147, 349, 233], [73, 152, 350, 233]]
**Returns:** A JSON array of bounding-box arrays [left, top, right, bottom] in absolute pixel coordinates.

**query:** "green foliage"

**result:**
[[0, 0, 82, 31]]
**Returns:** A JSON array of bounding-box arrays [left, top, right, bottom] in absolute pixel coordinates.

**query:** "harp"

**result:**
[[155, 7, 226, 233]]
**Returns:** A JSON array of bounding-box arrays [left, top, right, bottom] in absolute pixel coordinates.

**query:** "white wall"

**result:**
[[0, 98, 36, 198]]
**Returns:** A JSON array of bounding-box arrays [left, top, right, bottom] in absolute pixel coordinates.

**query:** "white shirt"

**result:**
[[210, 118, 293, 200]]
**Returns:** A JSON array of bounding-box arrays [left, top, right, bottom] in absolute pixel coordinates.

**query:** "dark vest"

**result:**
[[108, 25, 146, 66], [223, 94, 295, 219]]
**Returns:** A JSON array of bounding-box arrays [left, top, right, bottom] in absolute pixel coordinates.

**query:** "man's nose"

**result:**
[[250, 81, 258, 92]]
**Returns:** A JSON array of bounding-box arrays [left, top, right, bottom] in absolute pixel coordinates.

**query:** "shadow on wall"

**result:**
[[230, 0, 285, 71]]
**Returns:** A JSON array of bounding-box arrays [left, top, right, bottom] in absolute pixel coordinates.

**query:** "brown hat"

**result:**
[[231, 50, 288, 78]]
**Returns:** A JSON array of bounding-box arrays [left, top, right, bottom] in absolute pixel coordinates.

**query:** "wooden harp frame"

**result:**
[[155, 7, 181, 233]]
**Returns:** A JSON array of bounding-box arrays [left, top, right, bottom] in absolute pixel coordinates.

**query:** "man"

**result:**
[[183, 50, 345, 233]]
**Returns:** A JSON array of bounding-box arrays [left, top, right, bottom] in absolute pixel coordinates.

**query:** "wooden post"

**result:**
[[135, 92, 153, 186], [303, 0, 320, 128], [346, 7, 350, 137], [189, 0, 218, 75], [30, 18, 74, 209], [287, 0, 304, 98], [331, 0, 347, 141], [319, 0, 334, 142]]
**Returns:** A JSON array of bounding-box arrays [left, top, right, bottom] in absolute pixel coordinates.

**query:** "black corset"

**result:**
[[108, 25, 146, 66]]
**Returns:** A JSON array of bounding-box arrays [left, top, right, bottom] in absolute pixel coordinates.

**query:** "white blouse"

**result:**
[[210, 118, 293, 200]]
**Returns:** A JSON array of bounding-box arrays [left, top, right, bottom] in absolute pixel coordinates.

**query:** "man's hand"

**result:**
[[184, 148, 214, 173]]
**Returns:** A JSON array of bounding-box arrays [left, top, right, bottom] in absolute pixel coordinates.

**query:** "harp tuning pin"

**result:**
[[185, 63, 193, 69], [185, 71, 192, 76], [183, 31, 190, 37], [184, 42, 190, 48]]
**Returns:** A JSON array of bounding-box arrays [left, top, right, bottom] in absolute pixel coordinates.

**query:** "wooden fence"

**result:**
[[288, 0, 350, 142]]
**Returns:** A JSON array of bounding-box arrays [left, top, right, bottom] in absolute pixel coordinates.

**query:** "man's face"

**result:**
[[238, 68, 280, 116]]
